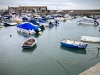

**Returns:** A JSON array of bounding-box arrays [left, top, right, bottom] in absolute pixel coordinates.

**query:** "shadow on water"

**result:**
[[60, 45, 87, 55], [22, 44, 37, 53]]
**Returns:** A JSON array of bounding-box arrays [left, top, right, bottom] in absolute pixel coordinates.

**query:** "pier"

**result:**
[[79, 48, 100, 75], [79, 62, 100, 75]]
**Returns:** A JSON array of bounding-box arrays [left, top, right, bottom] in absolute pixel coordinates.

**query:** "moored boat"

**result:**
[[3, 19, 17, 26], [60, 39, 88, 49], [38, 19, 49, 27], [17, 22, 41, 34], [77, 20, 99, 26], [81, 36, 100, 42], [77, 16, 99, 26], [22, 38, 37, 48]]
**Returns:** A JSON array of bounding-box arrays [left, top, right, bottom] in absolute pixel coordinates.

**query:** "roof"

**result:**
[[19, 6, 47, 8], [8, 7, 19, 8]]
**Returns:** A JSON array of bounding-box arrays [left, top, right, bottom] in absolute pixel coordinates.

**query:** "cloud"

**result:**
[[64, 2, 76, 6], [0, 0, 100, 10]]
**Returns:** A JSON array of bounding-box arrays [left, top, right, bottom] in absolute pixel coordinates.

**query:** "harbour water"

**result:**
[[0, 17, 100, 75]]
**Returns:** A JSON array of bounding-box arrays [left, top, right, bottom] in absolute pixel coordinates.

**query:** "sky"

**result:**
[[0, 0, 100, 10]]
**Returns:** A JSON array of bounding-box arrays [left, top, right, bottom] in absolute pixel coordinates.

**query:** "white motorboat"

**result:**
[[81, 36, 100, 42], [77, 17, 99, 26]]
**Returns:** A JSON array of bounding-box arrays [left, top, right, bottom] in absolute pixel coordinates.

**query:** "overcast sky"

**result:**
[[0, 0, 100, 10]]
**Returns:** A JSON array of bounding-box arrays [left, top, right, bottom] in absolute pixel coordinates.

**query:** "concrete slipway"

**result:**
[[79, 62, 100, 75]]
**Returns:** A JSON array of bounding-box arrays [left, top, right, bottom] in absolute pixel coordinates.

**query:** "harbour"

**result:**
[[0, 16, 100, 75]]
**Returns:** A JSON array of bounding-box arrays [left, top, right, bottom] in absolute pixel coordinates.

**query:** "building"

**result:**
[[8, 5, 47, 14], [0, 10, 6, 14]]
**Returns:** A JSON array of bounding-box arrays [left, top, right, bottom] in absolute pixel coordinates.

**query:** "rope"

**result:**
[[56, 60, 70, 75], [51, 55, 100, 65]]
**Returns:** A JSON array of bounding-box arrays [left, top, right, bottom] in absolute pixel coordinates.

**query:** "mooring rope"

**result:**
[[51, 55, 100, 65], [51, 47, 100, 74], [56, 60, 70, 75]]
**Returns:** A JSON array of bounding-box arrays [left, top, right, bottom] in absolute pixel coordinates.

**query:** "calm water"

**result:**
[[0, 17, 100, 75]]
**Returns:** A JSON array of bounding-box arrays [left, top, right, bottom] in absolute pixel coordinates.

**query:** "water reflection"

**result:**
[[34, 33, 41, 38], [22, 44, 37, 53], [60, 45, 87, 55], [17, 31, 33, 38]]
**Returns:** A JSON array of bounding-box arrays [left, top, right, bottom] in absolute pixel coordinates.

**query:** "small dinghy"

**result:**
[[22, 38, 37, 49]]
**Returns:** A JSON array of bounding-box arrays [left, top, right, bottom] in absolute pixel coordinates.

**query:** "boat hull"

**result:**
[[22, 38, 37, 49], [81, 36, 100, 42], [60, 41, 87, 49], [78, 22, 95, 25], [4, 23, 17, 26], [22, 45, 33, 49]]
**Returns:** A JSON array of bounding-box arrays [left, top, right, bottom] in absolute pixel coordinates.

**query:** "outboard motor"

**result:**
[[97, 22, 99, 25], [22, 17, 28, 22], [49, 22, 54, 27], [40, 25, 45, 30], [94, 21, 99, 26]]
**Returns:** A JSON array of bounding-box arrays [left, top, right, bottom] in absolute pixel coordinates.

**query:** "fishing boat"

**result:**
[[22, 38, 37, 48], [60, 39, 88, 49], [81, 36, 100, 42]]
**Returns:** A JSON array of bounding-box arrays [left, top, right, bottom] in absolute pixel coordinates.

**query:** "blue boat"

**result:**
[[17, 22, 40, 33], [29, 20, 45, 29], [60, 39, 88, 49], [38, 19, 47, 23], [29, 19, 39, 26]]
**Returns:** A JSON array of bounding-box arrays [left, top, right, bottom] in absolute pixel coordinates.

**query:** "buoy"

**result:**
[[10, 35, 12, 37], [0, 26, 2, 28], [38, 32, 42, 35]]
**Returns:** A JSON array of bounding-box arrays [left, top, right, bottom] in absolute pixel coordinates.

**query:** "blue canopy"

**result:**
[[17, 22, 39, 32], [38, 19, 46, 23]]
